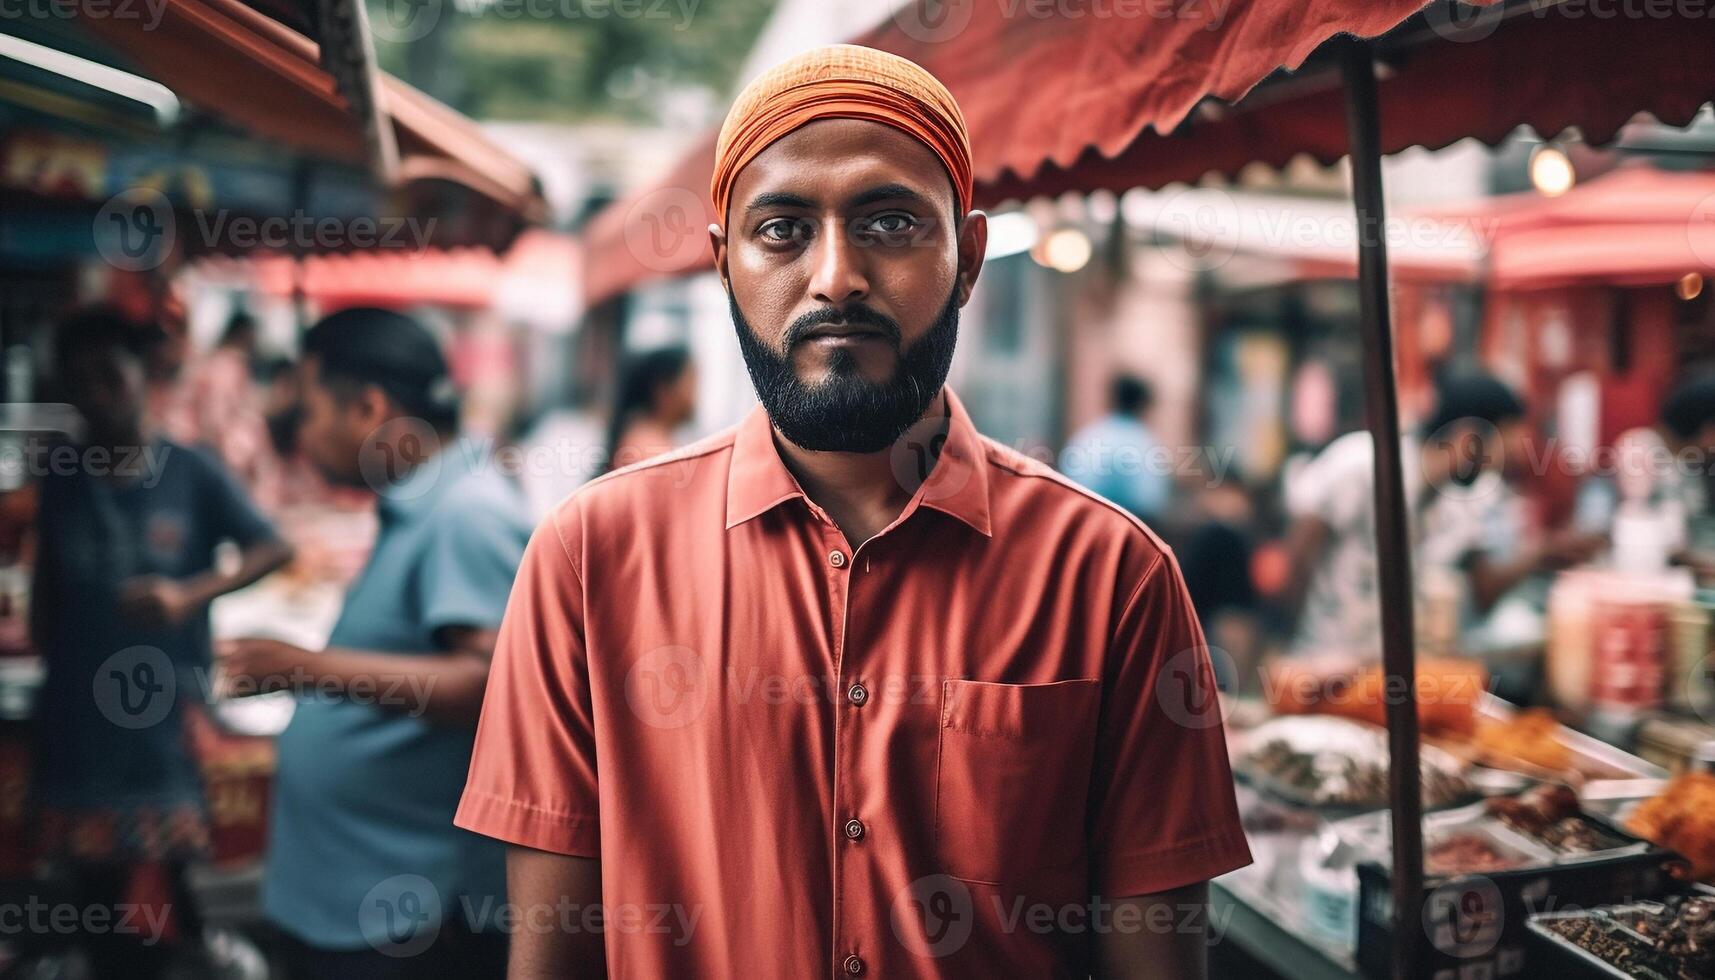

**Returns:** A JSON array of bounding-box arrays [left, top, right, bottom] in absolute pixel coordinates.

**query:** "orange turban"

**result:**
[[711, 44, 973, 223]]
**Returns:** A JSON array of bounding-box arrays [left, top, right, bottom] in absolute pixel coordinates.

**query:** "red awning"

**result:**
[[583, 0, 1715, 306], [210, 229, 576, 312], [250, 248, 503, 310], [72, 0, 542, 227], [1289, 165, 1715, 287]]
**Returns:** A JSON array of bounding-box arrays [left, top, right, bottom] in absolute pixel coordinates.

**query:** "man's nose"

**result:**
[[807, 219, 869, 307]]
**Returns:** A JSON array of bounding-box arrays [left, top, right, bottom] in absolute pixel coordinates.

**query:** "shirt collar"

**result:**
[[724, 387, 993, 537]]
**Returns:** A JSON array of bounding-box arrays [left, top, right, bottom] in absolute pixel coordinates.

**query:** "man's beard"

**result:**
[[728, 287, 959, 453]]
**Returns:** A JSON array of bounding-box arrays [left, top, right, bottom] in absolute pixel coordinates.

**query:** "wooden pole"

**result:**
[[1340, 39, 1425, 980]]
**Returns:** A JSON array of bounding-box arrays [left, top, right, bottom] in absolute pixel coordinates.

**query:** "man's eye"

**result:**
[[872, 214, 915, 234], [759, 219, 805, 244], [857, 212, 919, 246]]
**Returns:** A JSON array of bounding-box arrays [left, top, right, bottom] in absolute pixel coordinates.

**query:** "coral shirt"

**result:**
[[456, 389, 1251, 978]]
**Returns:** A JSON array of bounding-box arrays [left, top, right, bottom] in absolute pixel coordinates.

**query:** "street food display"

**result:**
[[1422, 828, 1532, 875], [1473, 708, 1575, 772], [1237, 715, 1472, 810], [1627, 773, 1715, 882], [1533, 895, 1715, 980], [1487, 783, 1634, 855], [1266, 657, 1488, 737], [1219, 693, 1687, 978]]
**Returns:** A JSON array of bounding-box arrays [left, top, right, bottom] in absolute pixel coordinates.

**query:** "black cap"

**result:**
[[1663, 372, 1715, 440], [302, 307, 458, 430], [1424, 372, 1526, 437]]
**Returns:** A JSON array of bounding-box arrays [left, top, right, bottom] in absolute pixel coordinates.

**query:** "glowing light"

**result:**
[[1529, 145, 1575, 197], [1678, 272, 1704, 301], [1033, 228, 1091, 273]]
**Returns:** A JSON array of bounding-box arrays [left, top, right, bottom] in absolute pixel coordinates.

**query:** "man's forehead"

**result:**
[[731, 118, 956, 212]]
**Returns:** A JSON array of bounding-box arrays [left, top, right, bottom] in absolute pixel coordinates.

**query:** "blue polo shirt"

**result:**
[[263, 441, 530, 950]]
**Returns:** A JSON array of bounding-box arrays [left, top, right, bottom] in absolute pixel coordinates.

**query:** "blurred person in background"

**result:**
[[31, 308, 292, 978], [1176, 465, 1261, 693], [217, 308, 530, 978], [456, 45, 1249, 979], [602, 344, 697, 473], [1060, 373, 1170, 524], [1577, 371, 1715, 579], [1281, 371, 1604, 660]]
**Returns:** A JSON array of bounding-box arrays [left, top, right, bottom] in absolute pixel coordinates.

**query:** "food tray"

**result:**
[[1527, 902, 1709, 980], [1474, 694, 1670, 782]]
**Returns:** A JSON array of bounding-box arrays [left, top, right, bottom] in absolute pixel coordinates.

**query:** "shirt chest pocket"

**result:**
[[934, 678, 1101, 885]]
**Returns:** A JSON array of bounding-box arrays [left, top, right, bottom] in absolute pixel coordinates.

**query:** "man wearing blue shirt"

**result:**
[[219, 308, 530, 978], [1060, 374, 1171, 523]]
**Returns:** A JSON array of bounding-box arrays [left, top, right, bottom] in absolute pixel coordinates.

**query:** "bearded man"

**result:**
[[457, 45, 1251, 979]]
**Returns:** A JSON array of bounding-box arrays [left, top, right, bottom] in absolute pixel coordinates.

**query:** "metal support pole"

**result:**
[[1340, 39, 1425, 980]]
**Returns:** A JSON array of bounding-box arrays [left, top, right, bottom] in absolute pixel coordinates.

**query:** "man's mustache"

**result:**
[[783, 306, 903, 349]]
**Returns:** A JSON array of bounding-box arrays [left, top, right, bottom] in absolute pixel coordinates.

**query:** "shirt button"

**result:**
[[847, 683, 869, 706], [843, 954, 865, 975], [828, 549, 847, 568], [843, 818, 865, 841]]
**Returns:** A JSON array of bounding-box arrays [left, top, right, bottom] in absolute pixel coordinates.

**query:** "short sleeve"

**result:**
[[455, 507, 600, 857], [1088, 550, 1253, 897], [417, 499, 526, 635], [191, 447, 278, 548]]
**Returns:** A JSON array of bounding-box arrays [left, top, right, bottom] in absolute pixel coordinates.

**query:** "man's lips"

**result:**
[[800, 322, 889, 343]]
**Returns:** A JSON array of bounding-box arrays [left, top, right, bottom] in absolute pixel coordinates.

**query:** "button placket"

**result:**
[[824, 524, 862, 974]]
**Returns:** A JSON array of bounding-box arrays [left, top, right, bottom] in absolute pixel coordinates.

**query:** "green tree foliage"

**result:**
[[370, 0, 778, 124]]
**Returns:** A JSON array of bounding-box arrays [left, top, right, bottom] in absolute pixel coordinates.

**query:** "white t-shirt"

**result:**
[[1286, 431, 1513, 658]]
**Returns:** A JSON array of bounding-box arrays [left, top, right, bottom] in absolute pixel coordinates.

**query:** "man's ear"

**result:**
[[709, 223, 730, 293], [955, 210, 988, 307], [354, 383, 394, 430]]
